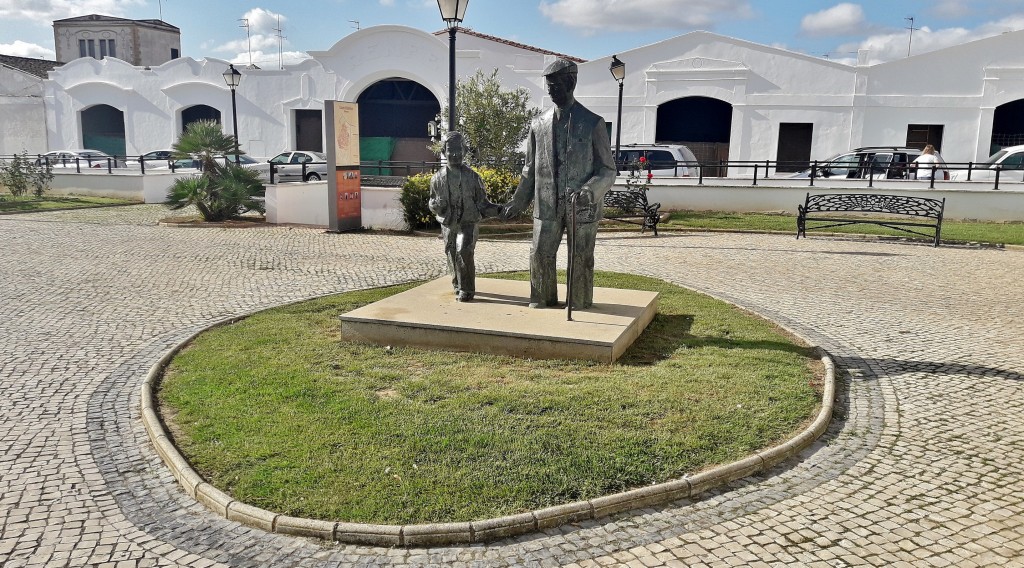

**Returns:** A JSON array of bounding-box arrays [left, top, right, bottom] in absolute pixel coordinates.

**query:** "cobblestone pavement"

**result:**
[[1, 205, 1022, 568]]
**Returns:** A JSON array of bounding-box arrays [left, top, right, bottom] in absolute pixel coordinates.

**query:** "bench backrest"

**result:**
[[804, 193, 944, 218]]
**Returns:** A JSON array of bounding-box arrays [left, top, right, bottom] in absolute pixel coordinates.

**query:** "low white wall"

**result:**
[[642, 178, 1024, 222], [49, 171, 190, 203], [265, 182, 408, 230]]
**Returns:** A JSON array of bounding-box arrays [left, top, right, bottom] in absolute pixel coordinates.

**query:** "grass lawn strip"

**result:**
[[158, 271, 822, 525], [660, 210, 1024, 246], [0, 194, 136, 213]]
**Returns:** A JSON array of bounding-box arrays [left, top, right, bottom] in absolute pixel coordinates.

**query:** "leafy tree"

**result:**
[[165, 120, 264, 221], [0, 152, 54, 198], [436, 69, 540, 171]]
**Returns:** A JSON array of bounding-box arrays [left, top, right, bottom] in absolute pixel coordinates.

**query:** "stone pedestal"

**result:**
[[340, 277, 658, 363]]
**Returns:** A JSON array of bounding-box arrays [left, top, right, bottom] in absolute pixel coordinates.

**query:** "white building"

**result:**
[[53, 14, 181, 67], [23, 24, 1024, 167]]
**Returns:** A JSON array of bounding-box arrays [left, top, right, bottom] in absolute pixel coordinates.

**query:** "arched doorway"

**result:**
[[356, 78, 440, 174], [181, 104, 222, 133], [991, 99, 1024, 154], [656, 96, 733, 174], [81, 104, 126, 157]]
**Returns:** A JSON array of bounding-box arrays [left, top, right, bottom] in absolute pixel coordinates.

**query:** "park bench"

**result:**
[[797, 192, 945, 247], [602, 188, 662, 235]]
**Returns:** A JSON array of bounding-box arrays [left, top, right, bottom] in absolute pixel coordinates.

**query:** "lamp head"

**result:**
[[609, 55, 625, 83]]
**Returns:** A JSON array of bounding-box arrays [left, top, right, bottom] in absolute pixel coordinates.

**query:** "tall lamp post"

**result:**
[[437, 0, 470, 132], [222, 64, 242, 164], [609, 55, 625, 173]]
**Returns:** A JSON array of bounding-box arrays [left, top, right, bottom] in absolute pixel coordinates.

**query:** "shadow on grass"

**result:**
[[622, 313, 818, 365]]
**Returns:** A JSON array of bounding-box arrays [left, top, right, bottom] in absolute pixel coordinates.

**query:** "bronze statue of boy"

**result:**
[[429, 131, 500, 302]]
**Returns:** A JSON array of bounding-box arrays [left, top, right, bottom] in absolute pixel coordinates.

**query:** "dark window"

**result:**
[[99, 40, 107, 58], [79, 39, 87, 57], [87, 39, 95, 58], [108, 40, 115, 58], [906, 124, 944, 152], [170, 48, 179, 59], [645, 150, 675, 168], [776, 123, 813, 172], [1000, 152, 1024, 170]]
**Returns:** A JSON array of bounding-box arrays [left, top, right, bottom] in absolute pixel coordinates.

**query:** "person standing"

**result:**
[[913, 144, 946, 180], [429, 132, 499, 302], [504, 58, 617, 309]]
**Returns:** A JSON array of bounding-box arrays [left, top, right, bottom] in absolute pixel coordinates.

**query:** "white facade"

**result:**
[[32, 25, 1024, 165], [0, 64, 47, 155]]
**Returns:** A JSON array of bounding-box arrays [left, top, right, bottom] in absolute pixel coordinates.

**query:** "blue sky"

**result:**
[[3, 0, 1024, 66]]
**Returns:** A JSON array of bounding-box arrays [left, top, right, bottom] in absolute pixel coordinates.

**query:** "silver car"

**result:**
[[267, 151, 328, 182], [35, 149, 123, 168]]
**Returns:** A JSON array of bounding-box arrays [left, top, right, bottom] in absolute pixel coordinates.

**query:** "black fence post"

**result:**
[[929, 165, 936, 189], [752, 163, 758, 186], [868, 164, 874, 188], [698, 164, 703, 185], [809, 160, 816, 187], [302, 162, 308, 182], [269, 164, 276, 184], [994, 167, 1001, 190], [75, 158, 81, 173], [967, 162, 973, 181]]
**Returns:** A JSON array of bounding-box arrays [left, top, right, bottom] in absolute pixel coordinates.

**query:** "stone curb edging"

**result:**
[[141, 314, 835, 548]]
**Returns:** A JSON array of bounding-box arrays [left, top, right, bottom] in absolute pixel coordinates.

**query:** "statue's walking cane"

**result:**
[[566, 191, 579, 322]]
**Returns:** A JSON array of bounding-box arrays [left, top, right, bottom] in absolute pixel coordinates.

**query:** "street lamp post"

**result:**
[[609, 55, 625, 173], [437, 0, 470, 132], [222, 64, 242, 164]]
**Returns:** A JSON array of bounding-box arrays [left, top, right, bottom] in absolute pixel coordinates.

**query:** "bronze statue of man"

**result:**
[[505, 58, 616, 309], [429, 131, 499, 302]]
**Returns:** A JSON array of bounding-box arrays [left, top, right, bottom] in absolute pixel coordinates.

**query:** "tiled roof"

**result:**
[[433, 26, 585, 63], [0, 54, 64, 79]]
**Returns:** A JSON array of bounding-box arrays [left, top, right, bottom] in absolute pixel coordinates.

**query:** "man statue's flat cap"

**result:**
[[543, 58, 578, 76]]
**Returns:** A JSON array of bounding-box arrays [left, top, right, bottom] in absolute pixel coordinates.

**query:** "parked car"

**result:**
[[948, 144, 1024, 181], [790, 146, 946, 180], [34, 149, 124, 168], [613, 144, 698, 177], [125, 149, 175, 168], [267, 150, 329, 182], [163, 154, 264, 173]]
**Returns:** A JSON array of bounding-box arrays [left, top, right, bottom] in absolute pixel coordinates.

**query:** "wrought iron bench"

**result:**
[[797, 192, 945, 247], [602, 189, 661, 235]]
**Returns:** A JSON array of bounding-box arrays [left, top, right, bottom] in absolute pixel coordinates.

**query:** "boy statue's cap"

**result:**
[[543, 58, 577, 77]]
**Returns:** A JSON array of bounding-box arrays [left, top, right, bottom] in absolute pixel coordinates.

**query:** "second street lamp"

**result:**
[[222, 63, 242, 164], [437, 0, 470, 132], [609, 55, 625, 173]]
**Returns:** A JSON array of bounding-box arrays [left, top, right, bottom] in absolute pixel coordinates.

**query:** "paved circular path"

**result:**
[[1, 205, 1021, 568]]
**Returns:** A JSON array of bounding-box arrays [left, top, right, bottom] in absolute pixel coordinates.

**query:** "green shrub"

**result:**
[[0, 152, 54, 198], [400, 167, 522, 230], [399, 172, 436, 230]]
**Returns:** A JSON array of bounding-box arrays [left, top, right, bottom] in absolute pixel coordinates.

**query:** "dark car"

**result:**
[[791, 146, 944, 180]]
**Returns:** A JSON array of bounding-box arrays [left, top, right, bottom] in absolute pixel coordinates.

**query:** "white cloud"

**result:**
[[934, 0, 971, 19], [0, 39, 56, 59], [800, 3, 866, 37], [0, 0, 145, 21], [837, 15, 1024, 63], [379, 0, 396, 6], [216, 8, 291, 60], [227, 49, 311, 69], [538, 0, 753, 32]]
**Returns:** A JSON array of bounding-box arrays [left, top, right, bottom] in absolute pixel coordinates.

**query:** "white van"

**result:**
[[613, 144, 699, 177], [949, 145, 1024, 181]]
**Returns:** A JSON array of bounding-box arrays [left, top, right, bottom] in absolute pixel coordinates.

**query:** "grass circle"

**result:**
[[158, 271, 822, 525]]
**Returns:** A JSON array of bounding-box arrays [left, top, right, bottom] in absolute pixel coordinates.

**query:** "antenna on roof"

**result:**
[[239, 18, 252, 67], [273, 15, 286, 69], [905, 16, 919, 57], [349, 20, 360, 30], [158, 0, 163, 21]]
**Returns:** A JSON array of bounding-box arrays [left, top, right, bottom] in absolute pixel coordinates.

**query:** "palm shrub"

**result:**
[[165, 120, 264, 221]]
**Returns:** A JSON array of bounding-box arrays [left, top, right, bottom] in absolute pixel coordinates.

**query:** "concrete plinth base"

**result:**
[[340, 277, 658, 363]]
